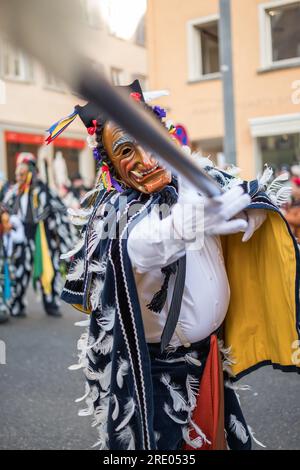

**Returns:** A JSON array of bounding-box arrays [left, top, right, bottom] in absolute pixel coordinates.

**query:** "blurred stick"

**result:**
[[0, 0, 221, 197]]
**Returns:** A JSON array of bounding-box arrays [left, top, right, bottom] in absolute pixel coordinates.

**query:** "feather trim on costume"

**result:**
[[112, 394, 120, 421], [258, 165, 273, 190], [75, 382, 90, 403], [88, 259, 107, 275], [160, 373, 188, 412], [99, 361, 112, 391], [184, 353, 202, 367], [94, 333, 114, 355], [90, 278, 104, 311], [186, 375, 200, 411], [182, 426, 204, 449], [96, 306, 115, 331], [74, 320, 90, 328], [92, 398, 110, 426], [218, 340, 236, 377], [247, 425, 266, 448], [229, 414, 249, 444], [87, 219, 104, 260], [116, 425, 135, 450], [163, 403, 188, 424], [190, 420, 211, 445], [266, 172, 291, 207], [60, 237, 84, 260], [78, 396, 94, 417], [117, 358, 129, 389], [115, 398, 136, 432], [92, 423, 109, 449], [66, 258, 84, 281]]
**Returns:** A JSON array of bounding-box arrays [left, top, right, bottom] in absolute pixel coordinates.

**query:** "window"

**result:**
[[258, 133, 300, 169], [83, 0, 103, 29], [111, 67, 123, 86], [260, 1, 300, 67], [45, 71, 66, 92], [187, 15, 220, 81], [0, 41, 33, 82]]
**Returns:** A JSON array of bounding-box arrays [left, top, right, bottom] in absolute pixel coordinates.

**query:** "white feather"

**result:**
[[80, 186, 100, 205], [74, 319, 90, 327], [116, 425, 135, 450], [143, 89, 169, 102], [68, 207, 93, 218], [182, 426, 204, 449], [273, 186, 292, 207], [190, 420, 211, 445], [90, 278, 104, 311], [115, 398, 136, 432], [160, 373, 188, 412], [87, 219, 104, 259], [185, 354, 202, 367], [75, 383, 90, 403], [99, 361, 112, 391], [88, 259, 107, 275], [60, 237, 84, 260], [78, 396, 94, 416], [186, 375, 200, 411], [112, 394, 120, 421], [247, 425, 266, 448], [117, 358, 129, 389], [92, 424, 108, 449], [84, 365, 102, 381], [96, 306, 115, 331], [163, 403, 188, 424], [93, 398, 110, 426], [258, 166, 273, 188], [229, 414, 249, 444], [95, 334, 114, 355], [66, 258, 84, 281]]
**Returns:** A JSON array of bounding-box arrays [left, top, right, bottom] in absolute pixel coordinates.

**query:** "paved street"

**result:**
[[0, 289, 299, 450]]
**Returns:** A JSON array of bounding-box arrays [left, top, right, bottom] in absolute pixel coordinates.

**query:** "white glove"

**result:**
[[172, 176, 251, 240], [242, 209, 267, 242]]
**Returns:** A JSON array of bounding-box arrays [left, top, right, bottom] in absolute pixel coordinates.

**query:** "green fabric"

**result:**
[[33, 223, 43, 290]]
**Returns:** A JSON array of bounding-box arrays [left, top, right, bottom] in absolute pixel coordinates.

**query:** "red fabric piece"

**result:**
[[183, 334, 226, 450]]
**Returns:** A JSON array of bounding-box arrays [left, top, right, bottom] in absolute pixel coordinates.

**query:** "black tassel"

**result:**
[[147, 262, 177, 313]]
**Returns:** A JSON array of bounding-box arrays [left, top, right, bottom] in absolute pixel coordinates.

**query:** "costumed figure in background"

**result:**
[[0, 172, 10, 203], [47, 81, 300, 450], [0, 204, 24, 323], [4, 152, 75, 318]]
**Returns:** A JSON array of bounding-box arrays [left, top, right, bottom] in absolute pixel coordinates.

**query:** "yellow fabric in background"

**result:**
[[39, 221, 54, 296], [222, 211, 299, 377]]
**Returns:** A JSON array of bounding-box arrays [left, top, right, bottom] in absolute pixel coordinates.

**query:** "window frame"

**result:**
[[0, 41, 34, 83], [187, 14, 221, 82], [259, 0, 300, 70]]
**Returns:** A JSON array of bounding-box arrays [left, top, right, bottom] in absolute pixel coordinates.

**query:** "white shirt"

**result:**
[[127, 207, 230, 347]]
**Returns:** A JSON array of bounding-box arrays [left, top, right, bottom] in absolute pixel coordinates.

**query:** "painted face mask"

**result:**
[[102, 121, 172, 194], [15, 163, 29, 187], [0, 211, 12, 234]]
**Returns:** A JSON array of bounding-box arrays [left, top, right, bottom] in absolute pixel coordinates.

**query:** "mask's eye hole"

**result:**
[[122, 146, 131, 156]]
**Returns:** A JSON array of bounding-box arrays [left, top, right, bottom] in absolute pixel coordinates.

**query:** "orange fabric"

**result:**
[[183, 335, 226, 450]]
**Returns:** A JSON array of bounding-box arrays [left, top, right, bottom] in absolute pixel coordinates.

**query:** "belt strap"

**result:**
[[160, 255, 186, 352]]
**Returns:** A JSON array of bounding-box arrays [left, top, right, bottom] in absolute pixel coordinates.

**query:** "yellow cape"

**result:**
[[222, 210, 300, 379]]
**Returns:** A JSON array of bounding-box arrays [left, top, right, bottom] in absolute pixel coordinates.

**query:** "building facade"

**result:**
[[147, 0, 300, 178], [0, 0, 147, 186]]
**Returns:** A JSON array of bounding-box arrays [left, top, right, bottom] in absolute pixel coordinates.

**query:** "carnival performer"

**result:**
[[4, 152, 75, 317], [47, 81, 300, 450], [0, 204, 24, 323]]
